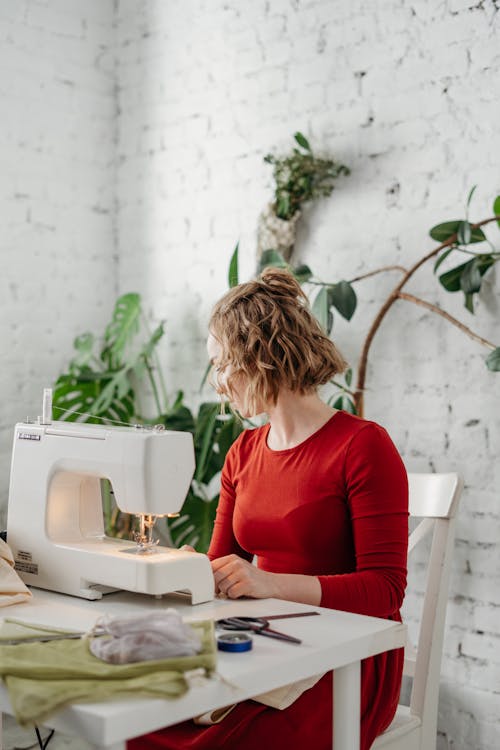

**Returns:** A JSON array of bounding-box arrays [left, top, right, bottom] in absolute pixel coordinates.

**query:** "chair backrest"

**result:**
[[405, 472, 463, 748]]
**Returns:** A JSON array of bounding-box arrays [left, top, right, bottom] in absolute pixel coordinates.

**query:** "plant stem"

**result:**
[[349, 265, 407, 283], [144, 357, 163, 417], [397, 292, 496, 349], [353, 216, 499, 416]]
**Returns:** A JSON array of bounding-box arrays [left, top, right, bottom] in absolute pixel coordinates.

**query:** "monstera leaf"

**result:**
[[53, 372, 135, 424], [101, 293, 141, 369]]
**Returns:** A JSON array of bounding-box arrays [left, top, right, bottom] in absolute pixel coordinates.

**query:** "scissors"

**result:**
[[216, 616, 302, 644]]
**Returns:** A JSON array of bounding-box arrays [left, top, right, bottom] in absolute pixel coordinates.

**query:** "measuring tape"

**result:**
[[217, 633, 253, 653]]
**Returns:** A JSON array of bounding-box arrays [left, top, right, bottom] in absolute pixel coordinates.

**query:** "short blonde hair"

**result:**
[[209, 267, 347, 415]]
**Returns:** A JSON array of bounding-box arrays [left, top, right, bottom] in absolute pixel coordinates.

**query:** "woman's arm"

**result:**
[[207, 446, 253, 563]]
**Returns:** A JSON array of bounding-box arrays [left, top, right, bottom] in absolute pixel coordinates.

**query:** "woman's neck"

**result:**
[[266, 391, 337, 451]]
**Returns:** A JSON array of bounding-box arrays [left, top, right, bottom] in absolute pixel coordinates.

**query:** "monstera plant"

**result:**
[[52, 293, 242, 552]]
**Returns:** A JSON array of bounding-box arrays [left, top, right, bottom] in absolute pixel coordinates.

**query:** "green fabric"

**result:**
[[0, 618, 216, 727]]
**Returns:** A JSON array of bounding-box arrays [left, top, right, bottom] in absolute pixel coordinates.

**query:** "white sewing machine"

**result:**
[[6, 400, 214, 604]]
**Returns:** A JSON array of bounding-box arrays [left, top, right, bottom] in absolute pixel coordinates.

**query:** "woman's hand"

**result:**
[[211, 554, 277, 599]]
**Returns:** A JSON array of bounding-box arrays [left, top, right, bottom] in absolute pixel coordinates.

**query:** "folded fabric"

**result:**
[[253, 673, 325, 709], [0, 617, 216, 727], [0, 539, 32, 607]]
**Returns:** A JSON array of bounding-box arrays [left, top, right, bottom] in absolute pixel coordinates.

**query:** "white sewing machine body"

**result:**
[[6, 420, 214, 604]]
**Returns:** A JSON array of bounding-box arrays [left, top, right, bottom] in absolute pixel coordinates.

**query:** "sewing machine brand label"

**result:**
[[18, 431, 41, 441], [14, 550, 39, 575]]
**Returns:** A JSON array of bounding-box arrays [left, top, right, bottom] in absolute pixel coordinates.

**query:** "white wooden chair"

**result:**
[[372, 472, 463, 750]]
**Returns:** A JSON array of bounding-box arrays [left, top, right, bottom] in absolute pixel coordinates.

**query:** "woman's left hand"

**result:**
[[211, 554, 276, 599]]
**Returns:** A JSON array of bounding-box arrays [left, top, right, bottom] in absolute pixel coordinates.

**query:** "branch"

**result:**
[[397, 292, 497, 350], [353, 215, 500, 415], [349, 265, 407, 283]]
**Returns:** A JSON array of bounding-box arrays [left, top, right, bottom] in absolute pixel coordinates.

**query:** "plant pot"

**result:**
[[257, 203, 301, 263]]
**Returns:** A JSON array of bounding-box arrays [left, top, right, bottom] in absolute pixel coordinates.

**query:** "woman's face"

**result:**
[[207, 332, 258, 417]]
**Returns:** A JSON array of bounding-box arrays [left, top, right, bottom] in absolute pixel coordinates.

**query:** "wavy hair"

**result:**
[[208, 267, 347, 415]]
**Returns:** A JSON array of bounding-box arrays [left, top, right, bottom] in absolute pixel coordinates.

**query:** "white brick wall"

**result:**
[[0, 0, 116, 521], [0, 1, 499, 747], [115, 1, 500, 748]]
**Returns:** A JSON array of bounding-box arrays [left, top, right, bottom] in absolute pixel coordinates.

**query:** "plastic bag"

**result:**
[[89, 609, 202, 664]]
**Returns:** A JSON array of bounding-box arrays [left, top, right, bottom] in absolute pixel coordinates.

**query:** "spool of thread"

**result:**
[[217, 632, 253, 653]]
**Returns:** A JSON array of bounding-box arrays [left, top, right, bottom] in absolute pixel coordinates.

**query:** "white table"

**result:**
[[0, 588, 406, 750]]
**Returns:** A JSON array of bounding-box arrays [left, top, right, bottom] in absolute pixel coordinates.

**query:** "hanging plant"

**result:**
[[257, 132, 350, 262]]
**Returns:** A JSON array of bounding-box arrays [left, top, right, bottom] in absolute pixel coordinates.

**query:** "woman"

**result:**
[[129, 268, 408, 750]]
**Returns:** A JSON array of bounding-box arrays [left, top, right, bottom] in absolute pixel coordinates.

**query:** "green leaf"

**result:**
[[276, 191, 291, 219], [292, 264, 313, 283], [486, 347, 500, 371], [294, 132, 311, 151], [160, 405, 196, 433], [312, 286, 333, 333], [345, 368, 353, 388], [439, 262, 467, 292], [228, 242, 239, 288], [52, 373, 135, 425], [92, 369, 131, 414], [168, 489, 218, 552], [457, 220, 471, 245], [466, 185, 477, 209], [460, 258, 484, 295], [494, 195, 500, 227], [138, 323, 165, 364], [433, 247, 455, 274], [330, 394, 357, 414], [430, 221, 460, 243], [430, 220, 486, 244], [101, 293, 141, 368], [464, 293, 474, 314], [327, 281, 357, 321], [69, 333, 95, 370], [439, 256, 494, 293], [194, 403, 220, 482], [258, 249, 288, 274]]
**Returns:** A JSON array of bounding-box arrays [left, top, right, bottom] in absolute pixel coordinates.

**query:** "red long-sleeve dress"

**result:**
[[128, 411, 408, 750]]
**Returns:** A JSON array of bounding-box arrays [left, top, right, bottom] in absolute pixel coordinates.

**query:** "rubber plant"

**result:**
[[259, 188, 500, 417], [52, 293, 242, 552]]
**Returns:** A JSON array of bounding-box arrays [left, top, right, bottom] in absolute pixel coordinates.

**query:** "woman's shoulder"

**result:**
[[328, 410, 390, 440], [327, 410, 401, 457]]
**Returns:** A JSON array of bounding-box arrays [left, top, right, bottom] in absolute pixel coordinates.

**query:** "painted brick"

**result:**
[[1, 2, 499, 749]]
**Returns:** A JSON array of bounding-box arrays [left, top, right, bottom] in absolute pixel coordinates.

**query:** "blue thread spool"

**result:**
[[217, 632, 253, 653]]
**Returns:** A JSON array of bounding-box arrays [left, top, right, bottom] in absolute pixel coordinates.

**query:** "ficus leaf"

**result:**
[[258, 249, 288, 273], [430, 220, 486, 244], [439, 256, 494, 293], [457, 220, 471, 245], [494, 195, 500, 227], [486, 347, 500, 372], [293, 264, 313, 283], [466, 185, 477, 210], [433, 247, 455, 274], [228, 242, 239, 288], [327, 281, 357, 321], [331, 394, 357, 414], [312, 286, 333, 333]]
